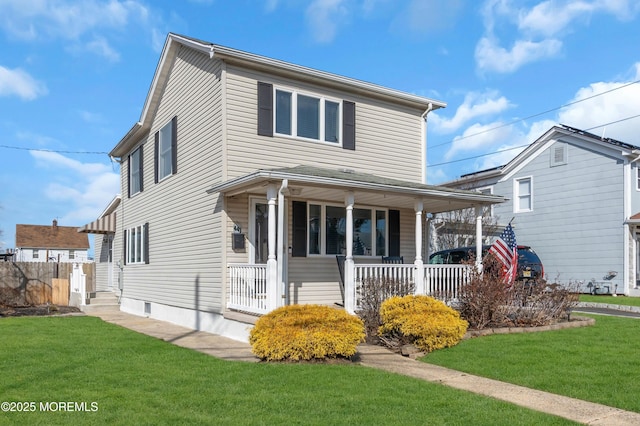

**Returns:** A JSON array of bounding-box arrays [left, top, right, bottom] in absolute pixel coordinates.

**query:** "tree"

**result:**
[[429, 206, 501, 252]]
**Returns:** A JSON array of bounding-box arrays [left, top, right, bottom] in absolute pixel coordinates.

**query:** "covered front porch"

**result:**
[[208, 166, 503, 316]]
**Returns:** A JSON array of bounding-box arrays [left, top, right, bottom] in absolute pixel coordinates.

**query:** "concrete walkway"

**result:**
[[88, 309, 640, 425]]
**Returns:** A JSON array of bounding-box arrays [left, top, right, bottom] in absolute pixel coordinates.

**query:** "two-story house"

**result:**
[[442, 124, 640, 296], [15, 219, 90, 262], [107, 33, 503, 341]]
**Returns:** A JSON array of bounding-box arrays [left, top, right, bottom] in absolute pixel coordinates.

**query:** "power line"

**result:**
[[429, 113, 640, 168], [0, 144, 109, 155], [429, 79, 640, 150]]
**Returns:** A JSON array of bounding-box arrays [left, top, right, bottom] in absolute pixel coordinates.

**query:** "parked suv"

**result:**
[[428, 245, 544, 282]]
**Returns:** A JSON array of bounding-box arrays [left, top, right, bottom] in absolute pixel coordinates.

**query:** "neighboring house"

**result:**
[[78, 195, 120, 292], [107, 33, 503, 341], [15, 219, 90, 262], [442, 124, 640, 296]]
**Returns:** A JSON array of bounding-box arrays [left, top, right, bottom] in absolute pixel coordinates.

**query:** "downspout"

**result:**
[[110, 155, 125, 303], [277, 179, 288, 307], [421, 102, 434, 185]]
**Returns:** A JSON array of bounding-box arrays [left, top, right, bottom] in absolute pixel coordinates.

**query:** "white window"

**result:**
[[274, 88, 341, 144], [126, 224, 148, 264], [514, 177, 533, 212], [307, 203, 387, 256], [130, 146, 142, 195], [32, 249, 39, 259], [157, 119, 175, 181], [69, 250, 75, 260]]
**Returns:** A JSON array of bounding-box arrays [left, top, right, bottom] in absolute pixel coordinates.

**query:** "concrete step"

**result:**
[[80, 291, 120, 314]]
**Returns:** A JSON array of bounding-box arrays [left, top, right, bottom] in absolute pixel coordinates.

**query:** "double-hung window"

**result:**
[[129, 146, 143, 196], [274, 88, 341, 144], [304, 203, 388, 256], [125, 223, 149, 264], [514, 177, 533, 212], [155, 116, 177, 183]]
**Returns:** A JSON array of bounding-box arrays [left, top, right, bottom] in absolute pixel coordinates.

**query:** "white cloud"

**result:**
[[476, 0, 640, 74], [0, 0, 156, 60], [30, 151, 120, 223], [431, 90, 514, 133], [475, 36, 562, 74], [444, 121, 516, 161], [0, 66, 48, 100], [305, 0, 350, 43]]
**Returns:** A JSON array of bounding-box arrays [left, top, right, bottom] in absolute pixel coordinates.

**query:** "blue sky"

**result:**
[[1, 0, 639, 253]]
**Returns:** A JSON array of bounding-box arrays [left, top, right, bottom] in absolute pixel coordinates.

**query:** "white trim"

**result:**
[[157, 118, 174, 182], [273, 85, 343, 146], [513, 176, 533, 213]]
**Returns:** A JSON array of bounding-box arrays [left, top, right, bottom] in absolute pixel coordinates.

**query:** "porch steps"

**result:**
[[81, 291, 120, 314]]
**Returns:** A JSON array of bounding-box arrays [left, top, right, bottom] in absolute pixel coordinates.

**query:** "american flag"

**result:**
[[489, 224, 518, 284]]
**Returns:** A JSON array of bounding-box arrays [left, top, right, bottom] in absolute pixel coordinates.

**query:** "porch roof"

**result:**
[[207, 166, 505, 213]]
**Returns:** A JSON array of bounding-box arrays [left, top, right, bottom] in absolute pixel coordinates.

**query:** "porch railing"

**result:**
[[227, 263, 472, 315], [227, 264, 268, 315]]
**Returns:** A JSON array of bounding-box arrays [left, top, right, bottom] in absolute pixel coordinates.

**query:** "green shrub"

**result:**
[[378, 295, 468, 353], [249, 304, 365, 361]]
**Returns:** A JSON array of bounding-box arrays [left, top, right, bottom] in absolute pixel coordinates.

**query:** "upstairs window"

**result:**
[[514, 177, 533, 212], [275, 89, 341, 144], [155, 116, 177, 183], [258, 82, 355, 150], [129, 145, 143, 197]]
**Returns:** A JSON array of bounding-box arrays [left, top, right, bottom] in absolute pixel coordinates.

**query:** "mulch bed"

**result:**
[[0, 304, 82, 318]]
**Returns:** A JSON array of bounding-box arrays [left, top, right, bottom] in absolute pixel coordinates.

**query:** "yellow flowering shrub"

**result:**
[[378, 295, 468, 353], [249, 304, 365, 361]]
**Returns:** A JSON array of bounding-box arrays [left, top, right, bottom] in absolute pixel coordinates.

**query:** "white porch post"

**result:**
[[266, 184, 279, 311], [344, 192, 356, 314], [414, 201, 425, 294], [475, 206, 483, 272]]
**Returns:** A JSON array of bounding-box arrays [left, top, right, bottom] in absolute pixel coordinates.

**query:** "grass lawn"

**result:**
[[579, 294, 640, 307], [0, 316, 575, 426], [423, 314, 640, 413]]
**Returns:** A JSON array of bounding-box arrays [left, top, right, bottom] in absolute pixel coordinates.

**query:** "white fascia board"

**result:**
[[207, 170, 503, 205]]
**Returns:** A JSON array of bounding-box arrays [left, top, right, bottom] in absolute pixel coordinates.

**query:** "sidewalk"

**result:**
[[88, 309, 640, 425]]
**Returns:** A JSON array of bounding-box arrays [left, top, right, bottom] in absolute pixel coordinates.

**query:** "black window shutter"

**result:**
[[342, 101, 355, 150], [127, 155, 131, 198], [154, 132, 159, 184], [389, 209, 400, 257], [292, 201, 307, 257], [138, 145, 144, 192], [257, 82, 273, 136], [143, 222, 150, 264], [171, 116, 178, 175], [123, 229, 127, 265]]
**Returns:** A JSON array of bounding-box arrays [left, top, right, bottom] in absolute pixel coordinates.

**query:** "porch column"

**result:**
[[414, 201, 425, 295], [475, 206, 483, 271], [266, 184, 279, 311], [344, 192, 356, 314]]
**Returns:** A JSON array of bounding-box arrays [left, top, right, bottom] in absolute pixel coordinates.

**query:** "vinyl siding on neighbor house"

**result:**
[[224, 65, 425, 183], [115, 45, 226, 313], [492, 137, 625, 288]]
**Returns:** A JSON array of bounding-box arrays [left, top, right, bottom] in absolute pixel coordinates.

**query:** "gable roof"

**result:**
[[444, 124, 640, 186], [16, 220, 90, 250], [110, 32, 446, 158], [207, 165, 505, 214]]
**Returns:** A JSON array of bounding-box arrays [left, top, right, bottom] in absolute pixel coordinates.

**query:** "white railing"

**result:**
[[353, 264, 472, 309], [227, 264, 268, 315], [423, 264, 472, 302]]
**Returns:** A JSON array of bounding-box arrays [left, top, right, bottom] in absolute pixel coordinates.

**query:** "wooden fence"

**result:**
[[0, 262, 95, 306]]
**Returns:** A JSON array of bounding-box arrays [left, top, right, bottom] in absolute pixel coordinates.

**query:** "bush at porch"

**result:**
[[377, 295, 468, 353], [249, 304, 365, 361], [457, 256, 578, 330]]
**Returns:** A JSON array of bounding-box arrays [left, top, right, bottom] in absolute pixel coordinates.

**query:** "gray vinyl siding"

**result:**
[[491, 138, 625, 290], [94, 234, 109, 291], [116, 45, 225, 313], [224, 66, 424, 183], [632, 163, 640, 215]]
